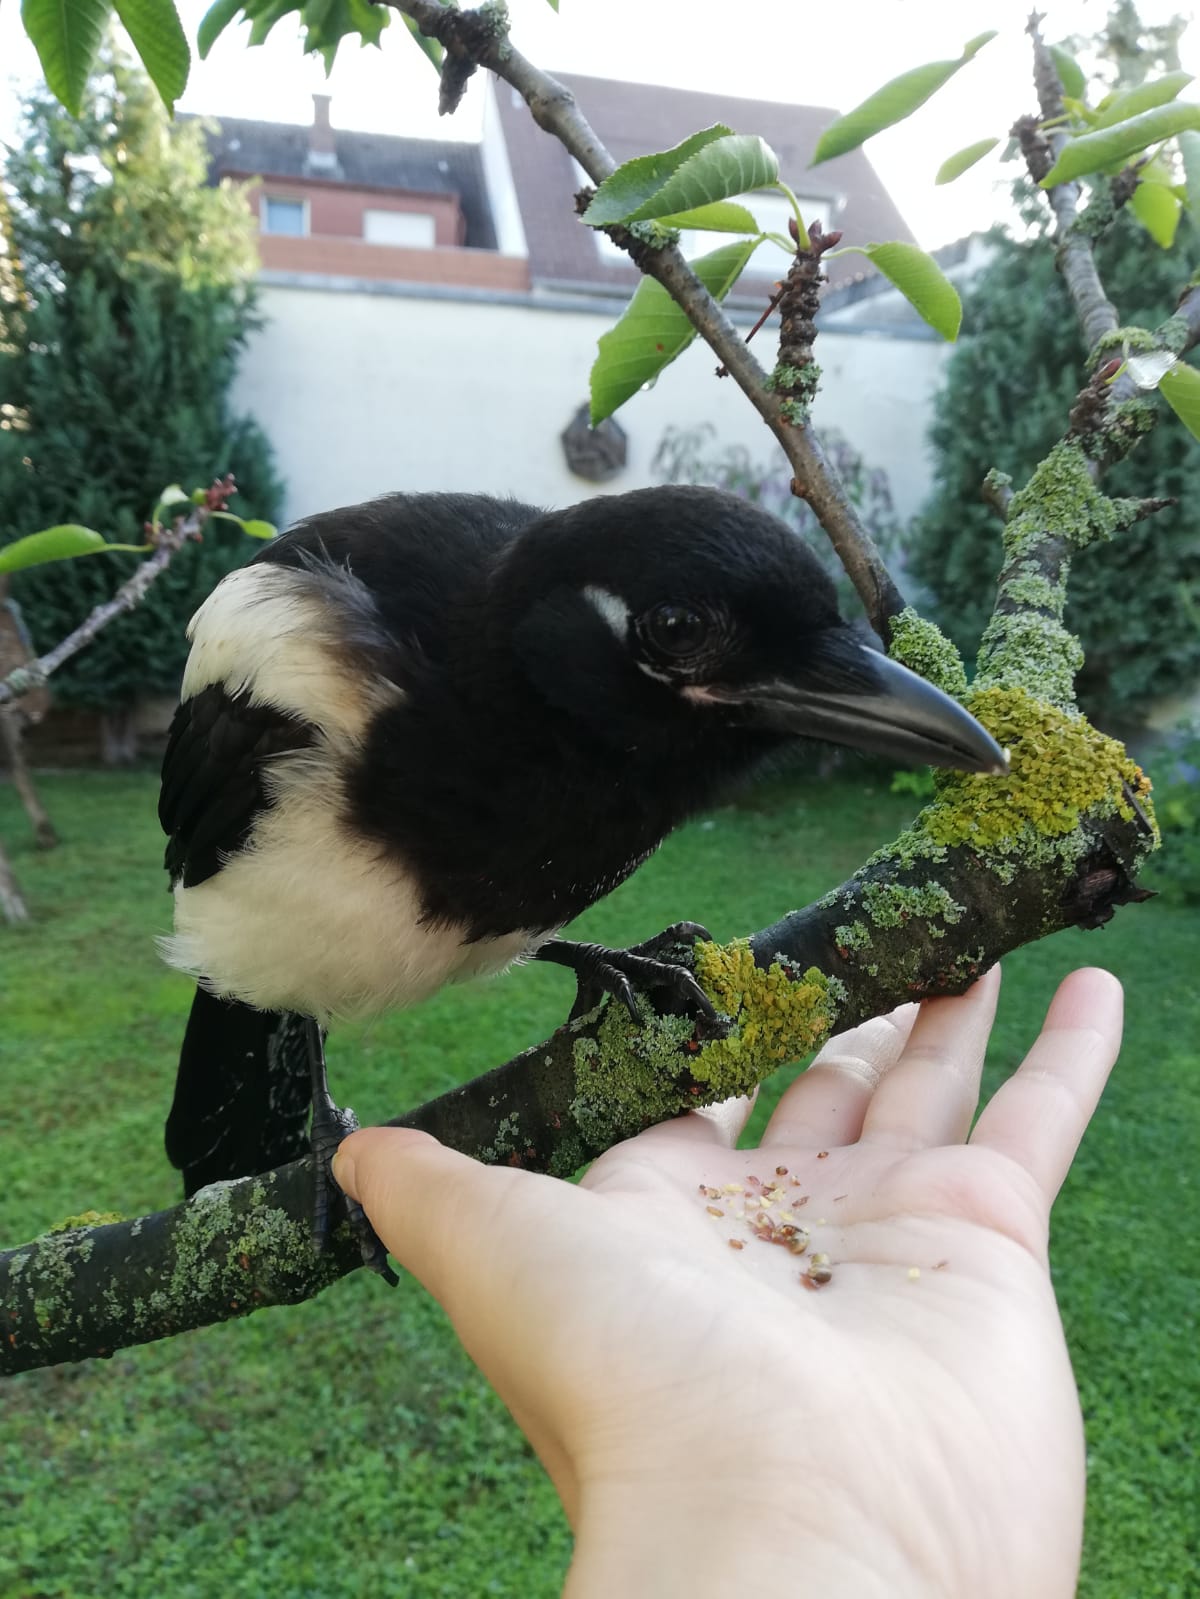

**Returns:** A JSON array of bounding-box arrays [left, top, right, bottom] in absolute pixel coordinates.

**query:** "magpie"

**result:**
[[159, 486, 1004, 1268]]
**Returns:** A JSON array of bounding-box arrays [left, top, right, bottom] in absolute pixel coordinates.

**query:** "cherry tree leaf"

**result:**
[[1040, 102, 1200, 186], [0, 527, 150, 574], [935, 137, 999, 185], [836, 242, 962, 340], [1159, 361, 1200, 441], [113, 0, 190, 109], [812, 32, 997, 164], [20, 0, 111, 115], [590, 239, 761, 423]]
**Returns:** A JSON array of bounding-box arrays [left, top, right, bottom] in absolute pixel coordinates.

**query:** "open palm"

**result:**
[[337, 964, 1122, 1598]]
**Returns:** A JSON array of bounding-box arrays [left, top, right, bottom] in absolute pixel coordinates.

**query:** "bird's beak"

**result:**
[[697, 636, 1009, 775]]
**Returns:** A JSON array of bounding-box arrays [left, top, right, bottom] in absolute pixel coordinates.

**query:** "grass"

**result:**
[[1, 769, 1197, 1597]]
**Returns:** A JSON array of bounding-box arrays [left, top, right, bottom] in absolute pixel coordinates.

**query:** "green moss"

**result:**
[[917, 684, 1156, 859], [887, 608, 968, 699], [779, 396, 813, 425], [834, 920, 872, 953], [1155, 314, 1190, 355]]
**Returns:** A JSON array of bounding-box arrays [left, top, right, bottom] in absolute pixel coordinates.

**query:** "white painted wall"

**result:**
[[233, 280, 952, 533]]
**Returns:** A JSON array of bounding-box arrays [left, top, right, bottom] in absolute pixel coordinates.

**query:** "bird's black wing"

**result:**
[[159, 684, 314, 889]]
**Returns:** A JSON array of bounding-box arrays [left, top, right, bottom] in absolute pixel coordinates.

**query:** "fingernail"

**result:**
[[331, 1145, 357, 1200]]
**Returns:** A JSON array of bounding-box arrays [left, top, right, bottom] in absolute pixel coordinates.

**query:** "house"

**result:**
[[203, 76, 954, 528]]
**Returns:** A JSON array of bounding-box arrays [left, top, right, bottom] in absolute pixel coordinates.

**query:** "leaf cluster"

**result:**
[[910, 217, 1200, 724]]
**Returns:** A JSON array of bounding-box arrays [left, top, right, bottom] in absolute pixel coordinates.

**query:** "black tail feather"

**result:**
[[166, 988, 312, 1197]]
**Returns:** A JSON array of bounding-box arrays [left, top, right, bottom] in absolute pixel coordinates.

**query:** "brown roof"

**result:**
[[495, 72, 916, 297]]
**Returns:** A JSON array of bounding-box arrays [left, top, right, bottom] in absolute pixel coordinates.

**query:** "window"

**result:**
[[363, 209, 437, 248], [261, 197, 307, 237]]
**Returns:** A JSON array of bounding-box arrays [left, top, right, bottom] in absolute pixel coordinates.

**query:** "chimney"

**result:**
[[306, 94, 341, 176]]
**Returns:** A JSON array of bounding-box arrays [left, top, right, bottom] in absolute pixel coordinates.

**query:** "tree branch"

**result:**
[[2, 9, 1175, 1373], [377, 0, 905, 639], [0, 512, 204, 709]]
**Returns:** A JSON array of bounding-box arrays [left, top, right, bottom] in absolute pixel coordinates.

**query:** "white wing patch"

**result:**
[[182, 563, 399, 740]]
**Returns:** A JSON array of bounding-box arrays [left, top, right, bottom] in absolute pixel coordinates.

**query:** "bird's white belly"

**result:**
[[163, 760, 546, 1022]]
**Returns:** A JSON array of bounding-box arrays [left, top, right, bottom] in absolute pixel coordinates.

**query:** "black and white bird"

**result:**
[[159, 486, 1004, 1264]]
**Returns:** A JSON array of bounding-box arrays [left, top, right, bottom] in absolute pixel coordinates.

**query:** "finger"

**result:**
[[759, 1003, 919, 1148], [972, 968, 1123, 1203], [860, 965, 1001, 1149], [332, 1125, 555, 1309], [636, 1091, 757, 1151]]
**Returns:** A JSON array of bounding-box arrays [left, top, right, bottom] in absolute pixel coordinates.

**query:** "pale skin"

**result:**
[[333, 964, 1124, 1598]]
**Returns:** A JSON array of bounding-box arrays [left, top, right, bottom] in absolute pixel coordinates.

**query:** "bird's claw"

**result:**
[[310, 1097, 399, 1286], [556, 922, 732, 1036]]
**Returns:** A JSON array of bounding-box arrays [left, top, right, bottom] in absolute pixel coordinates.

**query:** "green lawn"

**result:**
[[1, 770, 1196, 1597]]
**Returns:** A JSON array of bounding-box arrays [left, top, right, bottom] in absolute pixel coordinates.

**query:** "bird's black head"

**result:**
[[492, 485, 1005, 778]]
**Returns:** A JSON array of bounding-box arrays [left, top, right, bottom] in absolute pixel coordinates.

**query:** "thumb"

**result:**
[[332, 1125, 530, 1306]]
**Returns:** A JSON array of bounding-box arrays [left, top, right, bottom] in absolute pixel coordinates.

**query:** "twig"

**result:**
[[379, 0, 905, 640], [1023, 14, 1118, 352], [0, 511, 205, 709]]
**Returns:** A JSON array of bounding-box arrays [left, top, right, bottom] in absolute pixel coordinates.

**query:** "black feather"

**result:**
[[165, 988, 311, 1194], [160, 687, 314, 888]]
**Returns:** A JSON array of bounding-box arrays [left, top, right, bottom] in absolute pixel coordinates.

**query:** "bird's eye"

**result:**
[[640, 602, 711, 659]]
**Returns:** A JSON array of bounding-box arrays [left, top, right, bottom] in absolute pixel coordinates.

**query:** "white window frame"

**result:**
[[362, 208, 438, 249], [260, 195, 310, 238]]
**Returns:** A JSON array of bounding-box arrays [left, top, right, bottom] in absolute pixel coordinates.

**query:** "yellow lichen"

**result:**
[[46, 1210, 124, 1233], [694, 939, 841, 1067], [920, 684, 1155, 852]]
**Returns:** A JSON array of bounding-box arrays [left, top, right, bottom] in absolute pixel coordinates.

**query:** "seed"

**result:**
[[907, 1266, 921, 1281], [728, 1238, 745, 1251], [706, 1206, 724, 1218], [775, 1166, 788, 1177], [816, 1150, 829, 1160], [721, 1183, 744, 1194]]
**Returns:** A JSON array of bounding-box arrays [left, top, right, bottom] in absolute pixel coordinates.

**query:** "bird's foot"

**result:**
[[540, 922, 732, 1035], [310, 1094, 399, 1287]]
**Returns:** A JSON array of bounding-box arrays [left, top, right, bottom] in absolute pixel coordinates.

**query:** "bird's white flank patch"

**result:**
[[181, 564, 399, 740], [163, 749, 553, 1021], [582, 585, 630, 640]]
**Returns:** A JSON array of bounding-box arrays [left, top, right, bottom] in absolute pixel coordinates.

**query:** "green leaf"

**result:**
[[545, 0, 558, 9], [112, 0, 190, 108], [198, 0, 244, 57], [20, 0, 112, 116], [837, 242, 962, 340], [583, 127, 734, 225], [1130, 173, 1182, 248], [1159, 362, 1200, 440], [152, 484, 189, 526], [247, 0, 293, 48], [811, 32, 997, 165], [653, 201, 761, 233], [1049, 43, 1086, 101], [0, 526, 117, 573], [1040, 102, 1200, 186], [1178, 129, 1200, 217], [402, 13, 442, 68], [1092, 71, 1194, 130], [241, 519, 277, 539], [589, 238, 760, 424], [935, 137, 999, 185]]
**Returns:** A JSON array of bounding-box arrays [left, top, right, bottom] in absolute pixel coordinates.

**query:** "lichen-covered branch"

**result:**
[[1, 4, 1178, 1375], [377, 0, 904, 639]]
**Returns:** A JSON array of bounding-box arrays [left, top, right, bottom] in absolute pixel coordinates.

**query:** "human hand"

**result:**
[[334, 965, 1123, 1598]]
